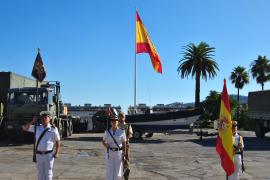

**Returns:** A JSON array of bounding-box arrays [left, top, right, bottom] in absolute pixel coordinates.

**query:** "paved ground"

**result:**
[[0, 130, 270, 180]]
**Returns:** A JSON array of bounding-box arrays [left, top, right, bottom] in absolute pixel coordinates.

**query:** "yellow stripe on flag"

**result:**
[[216, 79, 235, 176]]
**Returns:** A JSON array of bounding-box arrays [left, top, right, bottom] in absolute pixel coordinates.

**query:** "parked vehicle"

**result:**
[[248, 90, 270, 138], [59, 114, 73, 137], [0, 72, 72, 140], [127, 108, 204, 139], [71, 116, 88, 133]]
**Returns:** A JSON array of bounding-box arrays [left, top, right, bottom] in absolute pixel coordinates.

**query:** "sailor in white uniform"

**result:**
[[102, 108, 126, 180], [22, 111, 60, 180], [228, 121, 244, 180]]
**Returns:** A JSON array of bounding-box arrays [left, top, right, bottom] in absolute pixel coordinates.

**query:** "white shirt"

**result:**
[[103, 128, 126, 148], [28, 124, 60, 151]]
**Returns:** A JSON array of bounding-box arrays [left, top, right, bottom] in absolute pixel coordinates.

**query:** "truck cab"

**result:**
[[248, 90, 270, 138], [5, 82, 66, 139]]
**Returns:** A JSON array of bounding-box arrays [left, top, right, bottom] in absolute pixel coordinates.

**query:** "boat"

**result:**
[[92, 108, 204, 139], [126, 108, 204, 139]]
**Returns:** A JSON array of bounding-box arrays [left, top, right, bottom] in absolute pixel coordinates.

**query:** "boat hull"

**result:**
[[126, 108, 203, 133]]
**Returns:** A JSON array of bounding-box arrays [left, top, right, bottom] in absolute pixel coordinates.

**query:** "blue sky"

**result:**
[[1, 0, 270, 113]]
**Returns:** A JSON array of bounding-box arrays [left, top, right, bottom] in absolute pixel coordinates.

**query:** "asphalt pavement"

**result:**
[[0, 130, 270, 180]]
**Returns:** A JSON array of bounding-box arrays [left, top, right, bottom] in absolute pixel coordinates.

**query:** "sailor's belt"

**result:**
[[109, 147, 123, 151], [36, 150, 53, 155], [236, 152, 241, 155]]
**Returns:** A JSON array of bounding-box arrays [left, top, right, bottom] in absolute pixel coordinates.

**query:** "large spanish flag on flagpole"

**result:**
[[216, 79, 235, 176], [136, 11, 162, 74]]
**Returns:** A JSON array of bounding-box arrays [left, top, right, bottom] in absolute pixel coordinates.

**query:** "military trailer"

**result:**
[[0, 72, 72, 140], [59, 114, 73, 137], [248, 90, 270, 138], [71, 116, 88, 133]]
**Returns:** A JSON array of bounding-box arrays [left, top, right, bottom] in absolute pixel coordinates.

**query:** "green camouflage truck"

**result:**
[[248, 90, 270, 138], [0, 72, 72, 140]]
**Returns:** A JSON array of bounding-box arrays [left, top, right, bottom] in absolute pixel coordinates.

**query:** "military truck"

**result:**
[[0, 72, 72, 140], [248, 90, 270, 138]]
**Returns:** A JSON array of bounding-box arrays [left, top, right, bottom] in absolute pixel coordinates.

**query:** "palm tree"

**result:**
[[177, 42, 219, 107], [230, 66, 249, 121], [250, 55, 270, 90]]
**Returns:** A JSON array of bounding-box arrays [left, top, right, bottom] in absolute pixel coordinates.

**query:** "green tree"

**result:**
[[200, 90, 238, 127], [237, 104, 251, 130], [229, 66, 249, 121], [250, 55, 270, 90], [202, 90, 220, 121], [177, 42, 219, 107]]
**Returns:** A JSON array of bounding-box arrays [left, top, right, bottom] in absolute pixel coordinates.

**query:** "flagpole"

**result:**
[[134, 9, 137, 114], [134, 51, 137, 114]]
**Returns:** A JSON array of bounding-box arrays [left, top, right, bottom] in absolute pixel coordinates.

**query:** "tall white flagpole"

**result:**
[[134, 10, 137, 114]]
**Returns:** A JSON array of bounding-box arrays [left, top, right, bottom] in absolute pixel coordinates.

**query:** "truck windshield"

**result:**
[[8, 91, 48, 105]]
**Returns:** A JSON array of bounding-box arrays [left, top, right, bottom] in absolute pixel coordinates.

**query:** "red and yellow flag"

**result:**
[[216, 79, 235, 176], [136, 11, 162, 74]]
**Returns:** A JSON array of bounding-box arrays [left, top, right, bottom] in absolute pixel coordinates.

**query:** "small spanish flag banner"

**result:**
[[216, 79, 235, 176], [136, 11, 162, 74]]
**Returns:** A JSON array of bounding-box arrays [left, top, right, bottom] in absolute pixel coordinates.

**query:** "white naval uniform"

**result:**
[[28, 124, 60, 180], [103, 128, 126, 180], [228, 132, 244, 180]]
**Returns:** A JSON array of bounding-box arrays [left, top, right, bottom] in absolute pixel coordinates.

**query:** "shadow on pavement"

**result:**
[[0, 140, 32, 147], [130, 138, 168, 144], [64, 136, 172, 144], [64, 136, 102, 142], [130, 137, 186, 144], [188, 136, 270, 151]]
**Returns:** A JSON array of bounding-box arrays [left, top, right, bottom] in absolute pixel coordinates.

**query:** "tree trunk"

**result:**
[[195, 72, 200, 108], [237, 88, 239, 122], [262, 82, 264, 91]]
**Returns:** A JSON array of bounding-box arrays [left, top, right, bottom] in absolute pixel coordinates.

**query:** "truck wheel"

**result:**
[[133, 130, 142, 139], [145, 132, 153, 138], [9, 131, 23, 143], [58, 121, 63, 138], [255, 121, 265, 138], [63, 121, 68, 138], [69, 123, 73, 136]]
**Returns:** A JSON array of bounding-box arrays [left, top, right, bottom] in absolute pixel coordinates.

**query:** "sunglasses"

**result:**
[[232, 125, 237, 127]]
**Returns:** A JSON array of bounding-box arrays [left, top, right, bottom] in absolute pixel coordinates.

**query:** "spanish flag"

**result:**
[[216, 79, 235, 176], [136, 11, 162, 74]]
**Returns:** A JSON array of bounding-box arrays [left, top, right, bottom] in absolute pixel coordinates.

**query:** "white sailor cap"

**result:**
[[40, 111, 52, 118], [109, 108, 118, 120]]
